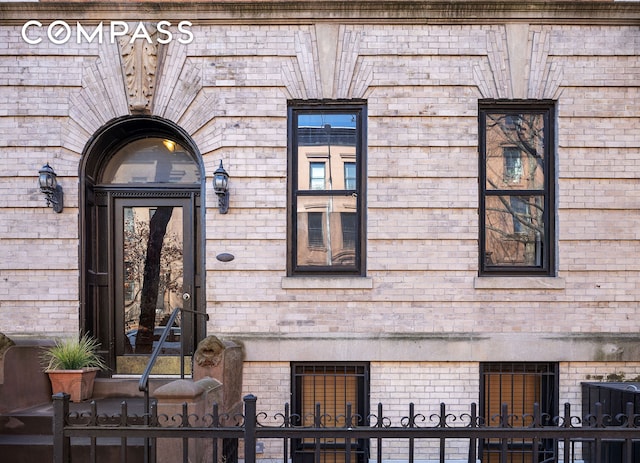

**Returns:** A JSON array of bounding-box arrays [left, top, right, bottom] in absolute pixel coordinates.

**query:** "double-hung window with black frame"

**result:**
[[288, 101, 366, 276], [479, 100, 556, 276]]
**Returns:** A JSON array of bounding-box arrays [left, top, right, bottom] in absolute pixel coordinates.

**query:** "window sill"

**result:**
[[474, 276, 565, 290], [282, 276, 373, 290]]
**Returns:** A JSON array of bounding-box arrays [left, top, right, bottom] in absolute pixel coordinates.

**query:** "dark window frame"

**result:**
[[291, 362, 370, 463], [287, 100, 367, 276], [479, 362, 559, 462], [478, 100, 556, 276]]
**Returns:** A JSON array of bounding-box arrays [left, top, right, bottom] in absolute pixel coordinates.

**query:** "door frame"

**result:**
[[79, 115, 206, 375], [112, 194, 196, 374]]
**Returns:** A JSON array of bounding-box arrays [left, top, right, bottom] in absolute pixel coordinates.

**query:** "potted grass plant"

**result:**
[[41, 333, 107, 402]]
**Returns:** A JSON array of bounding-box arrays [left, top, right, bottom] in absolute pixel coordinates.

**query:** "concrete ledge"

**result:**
[[282, 276, 373, 290], [474, 276, 566, 290], [232, 332, 640, 363]]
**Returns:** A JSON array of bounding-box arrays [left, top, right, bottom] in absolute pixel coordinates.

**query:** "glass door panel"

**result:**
[[114, 197, 194, 375], [123, 205, 183, 355]]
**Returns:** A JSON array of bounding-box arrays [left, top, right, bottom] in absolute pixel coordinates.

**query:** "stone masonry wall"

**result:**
[[0, 4, 638, 446], [243, 361, 640, 461], [0, 3, 638, 347]]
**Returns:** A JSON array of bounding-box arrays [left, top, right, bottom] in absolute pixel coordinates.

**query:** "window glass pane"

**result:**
[[344, 162, 356, 190], [481, 363, 557, 462], [296, 195, 357, 268], [307, 212, 324, 247], [485, 113, 545, 191], [341, 212, 356, 249], [485, 373, 540, 423], [309, 162, 326, 190], [484, 195, 545, 267], [123, 205, 183, 354], [297, 113, 357, 191], [102, 138, 200, 184], [300, 370, 359, 425], [503, 147, 523, 184], [291, 104, 363, 275], [480, 103, 554, 275]]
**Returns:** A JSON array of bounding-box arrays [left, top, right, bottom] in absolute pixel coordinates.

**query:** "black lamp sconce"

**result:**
[[213, 160, 230, 214], [38, 163, 64, 213]]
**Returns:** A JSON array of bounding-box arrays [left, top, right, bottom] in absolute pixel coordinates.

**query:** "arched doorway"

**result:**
[[80, 116, 205, 375]]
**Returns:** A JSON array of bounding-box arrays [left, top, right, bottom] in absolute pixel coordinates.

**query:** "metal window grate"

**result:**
[[480, 362, 558, 462], [292, 363, 369, 463]]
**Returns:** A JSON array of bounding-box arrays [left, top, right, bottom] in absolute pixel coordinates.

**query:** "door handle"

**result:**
[[182, 293, 191, 302]]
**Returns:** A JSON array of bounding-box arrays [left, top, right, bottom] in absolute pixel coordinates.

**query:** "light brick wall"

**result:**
[[241, 362, 291, 460], [203, 21, 640, 342], [0, 7, 639, 455], [0, 10, 640, 340], [243, 361, 640, 461], [242, 361, 480, 461], [370, 362, 479, 461]]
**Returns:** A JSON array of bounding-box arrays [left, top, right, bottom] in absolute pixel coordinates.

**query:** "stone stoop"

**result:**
[[0, 398, 151, 462], [0, 405, 141, 462], [0, 407, 53, 462], [0, 337, 244, 462], [93, 376, 177, 398], [0, 378, 174, 463]]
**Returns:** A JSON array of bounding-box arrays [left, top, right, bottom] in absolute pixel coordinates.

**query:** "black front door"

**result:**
[[81, 120, 205, 377], [113, 195, 196, 374]]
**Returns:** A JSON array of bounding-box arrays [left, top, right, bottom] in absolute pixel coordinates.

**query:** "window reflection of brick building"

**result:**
[[296, 122, 357, 268], [481, 109, 550, 271]]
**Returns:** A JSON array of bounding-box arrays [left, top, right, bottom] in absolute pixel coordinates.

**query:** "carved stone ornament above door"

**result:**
[[118, 23, 161, 114]]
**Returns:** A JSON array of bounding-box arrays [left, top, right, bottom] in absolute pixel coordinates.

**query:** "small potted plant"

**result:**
[[41, 333, 107, 402]]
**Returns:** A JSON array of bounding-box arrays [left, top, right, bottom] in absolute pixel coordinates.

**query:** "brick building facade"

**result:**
[[0, 1, 639, 461]]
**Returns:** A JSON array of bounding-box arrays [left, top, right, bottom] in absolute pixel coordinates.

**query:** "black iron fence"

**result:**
[[53, 393, 640, 463]]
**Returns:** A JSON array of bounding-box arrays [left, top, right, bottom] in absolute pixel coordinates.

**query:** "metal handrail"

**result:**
[[137, 306, 208, 463], [138, 306, 210, 399], [138, 307, 183, 396]]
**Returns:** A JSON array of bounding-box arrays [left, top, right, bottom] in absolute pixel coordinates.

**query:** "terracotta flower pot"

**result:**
[[46, 368, 100, 402]]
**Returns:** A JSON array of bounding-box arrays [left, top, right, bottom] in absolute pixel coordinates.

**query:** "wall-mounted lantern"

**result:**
[[213, 160, 229, 214], [38, 163, 63, 213]]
